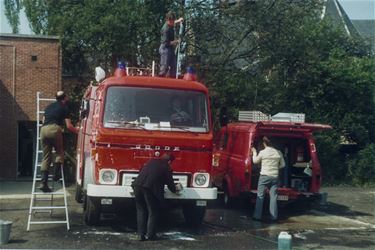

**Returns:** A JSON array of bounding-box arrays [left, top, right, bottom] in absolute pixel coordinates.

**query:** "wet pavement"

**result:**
[[0, 183, 374, 249]]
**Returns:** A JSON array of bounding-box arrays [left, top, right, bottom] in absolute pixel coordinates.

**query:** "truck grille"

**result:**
[[122, 173, 189, 187]]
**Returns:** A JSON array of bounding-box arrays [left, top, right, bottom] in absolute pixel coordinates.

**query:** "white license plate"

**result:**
[[277, 195, 289, 201], [196, 200, 207, 206], [101, 198, 113, 205]]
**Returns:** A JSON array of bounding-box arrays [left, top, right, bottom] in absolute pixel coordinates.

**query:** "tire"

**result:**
[[182, 203, 206, 227], [84, 196, 100, 226], [75, 183, 83, 203]]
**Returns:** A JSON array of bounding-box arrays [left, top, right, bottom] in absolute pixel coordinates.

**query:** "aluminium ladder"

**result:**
[[27, 92, 70, 231]]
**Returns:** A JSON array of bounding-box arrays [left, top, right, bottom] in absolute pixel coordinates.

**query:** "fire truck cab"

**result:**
[[75, 65, 217, 225], [212, 111, 331, 205]]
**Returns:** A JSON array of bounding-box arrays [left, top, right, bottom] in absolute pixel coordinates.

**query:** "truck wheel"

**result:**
[[75, 183, 83, 203], [84, 197, 100, 225], [182, 203, 206, 227]]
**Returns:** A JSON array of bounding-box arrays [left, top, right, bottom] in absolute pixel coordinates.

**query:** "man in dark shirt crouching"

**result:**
[[132, 153, 182, 241]]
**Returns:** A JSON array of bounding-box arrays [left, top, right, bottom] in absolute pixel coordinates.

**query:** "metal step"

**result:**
[[31, 206, 66, 210], [35, 175, 60, 180], [29, 221, 68, 225], [33, 192, 65, 195], [35, 198, 53, 201]]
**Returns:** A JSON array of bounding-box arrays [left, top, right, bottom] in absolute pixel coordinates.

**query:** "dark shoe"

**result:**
[[264, 217, 278, 224], [53, 163, 62, 181], [269, 218, 278, 224], [39, 184, 52, 193], [147, 235, 160, 241], [138, 235, 146, 241], [252, 217, 262, 222], [39, 171, 52, 192]]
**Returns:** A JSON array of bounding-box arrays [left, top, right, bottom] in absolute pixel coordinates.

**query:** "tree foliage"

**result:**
[[187, 0, 375, 184], [22, 0, 181, 75], [6, 0, 375, 184], [4, 0, 21, 33]]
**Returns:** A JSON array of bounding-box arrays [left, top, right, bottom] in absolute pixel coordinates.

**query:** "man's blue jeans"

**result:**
[[159, 44, 176, 77], [253, 175, 279, 220]]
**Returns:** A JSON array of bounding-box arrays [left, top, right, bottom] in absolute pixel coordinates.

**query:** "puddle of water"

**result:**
[[293, 229, 314, 240], [162, 231, 196, 241]]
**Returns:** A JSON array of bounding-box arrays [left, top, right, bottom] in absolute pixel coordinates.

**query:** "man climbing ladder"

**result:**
[[39, 91, 78, 192]]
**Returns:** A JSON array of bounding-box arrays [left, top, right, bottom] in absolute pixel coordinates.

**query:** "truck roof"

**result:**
[[100, 75, 209, 93], [226, 121, 332, 134]]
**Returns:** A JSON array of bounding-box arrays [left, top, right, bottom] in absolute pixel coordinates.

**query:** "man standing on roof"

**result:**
[[159, 11, 184, 78], [39, 91, 78, 192], [251, 136, 285, 222]]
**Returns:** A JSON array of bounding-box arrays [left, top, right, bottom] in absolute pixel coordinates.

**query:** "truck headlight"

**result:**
[[192, 173, 209, 188], [99, 169, 117, 184]]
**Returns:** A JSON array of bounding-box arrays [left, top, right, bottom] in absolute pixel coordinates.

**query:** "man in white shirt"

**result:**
[[251, 136, 285, 222]]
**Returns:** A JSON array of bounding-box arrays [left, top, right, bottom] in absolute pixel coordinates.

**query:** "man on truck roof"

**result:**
[[159, 10, 184, 78]]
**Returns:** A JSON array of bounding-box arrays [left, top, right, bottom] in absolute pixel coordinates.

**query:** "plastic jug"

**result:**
[[278, 231, 292, 250]]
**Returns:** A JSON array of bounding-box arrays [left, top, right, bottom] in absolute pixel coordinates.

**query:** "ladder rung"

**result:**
[[29, 221, 68, 224], [37, 150, 56, 153], [35, 198, 53, 201], [39, 98, 55, 101], [33, 210, 52, 214], [31, 206, 66, 210], [35, 175, 56, 179], [33, 192, 65, 195]]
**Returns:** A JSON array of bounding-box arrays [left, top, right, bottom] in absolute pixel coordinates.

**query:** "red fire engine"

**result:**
[[212, 111, 331, 205], [75, 64, 217, 225]]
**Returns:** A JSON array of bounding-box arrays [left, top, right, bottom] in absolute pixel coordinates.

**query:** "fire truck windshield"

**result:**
[[103, 86, 209, 132]]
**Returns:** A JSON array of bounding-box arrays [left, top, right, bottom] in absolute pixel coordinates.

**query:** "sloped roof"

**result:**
[[323, 0, 361, 37], [352, 20, 375, 51]]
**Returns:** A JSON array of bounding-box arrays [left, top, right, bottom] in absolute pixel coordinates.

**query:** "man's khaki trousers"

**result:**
[[40, 124, 64, 171]]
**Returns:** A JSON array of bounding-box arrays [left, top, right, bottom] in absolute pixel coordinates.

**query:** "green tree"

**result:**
[[22, 0, 179, 75], [4, 0, 21, 33], [187, 0, 375, 184]]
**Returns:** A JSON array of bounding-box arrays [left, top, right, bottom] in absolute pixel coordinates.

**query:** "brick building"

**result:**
[[0, 33, 61, 180]]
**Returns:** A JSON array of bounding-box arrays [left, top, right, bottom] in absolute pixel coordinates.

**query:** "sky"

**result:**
[[0, 0, 374, 35], [339, 0, 375, 19], [0, 0, 33, 34]]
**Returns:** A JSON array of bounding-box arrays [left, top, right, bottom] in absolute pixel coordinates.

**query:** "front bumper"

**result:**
[[87, 184, 217, 200]]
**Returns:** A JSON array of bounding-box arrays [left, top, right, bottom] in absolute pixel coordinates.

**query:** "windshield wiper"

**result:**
[[169, 125, 199, 135], [105, 120, 147, 130]]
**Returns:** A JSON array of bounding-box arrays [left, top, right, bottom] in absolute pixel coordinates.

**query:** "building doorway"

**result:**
[[18, 121, 36, 178]]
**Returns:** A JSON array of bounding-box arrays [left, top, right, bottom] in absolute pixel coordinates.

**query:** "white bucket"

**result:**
[[0, 220, 12, 245]]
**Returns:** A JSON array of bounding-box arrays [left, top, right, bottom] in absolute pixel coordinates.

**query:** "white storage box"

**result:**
[[271, 112, 305, 123], [238, 111, 270, 122]]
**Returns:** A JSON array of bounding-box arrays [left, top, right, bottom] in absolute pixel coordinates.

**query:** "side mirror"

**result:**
[[95, 66, 106, 83], [219, 107, 229, 127]]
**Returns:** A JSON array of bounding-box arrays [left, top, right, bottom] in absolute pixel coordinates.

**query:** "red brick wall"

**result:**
[[0, 35, 61, 180]]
